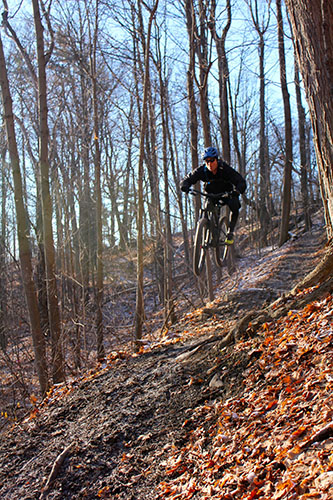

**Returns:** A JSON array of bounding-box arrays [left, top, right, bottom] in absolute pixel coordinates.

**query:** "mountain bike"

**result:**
[[190, 188, 234, 277]]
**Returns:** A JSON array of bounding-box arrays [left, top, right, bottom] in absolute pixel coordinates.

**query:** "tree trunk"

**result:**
[[0, 32, 49, 395], [277, 0, 293, 246], [294, 54, 311, 230], [156, 43, 175, 325], [168, 104, 191, 269], [285, 0, 333, 241], [247, 0, 271, 246], [258, 35, 270, 245], [189, 0, 214, 300], [184, 0, 200, 220], [32, 0, 65, 383], [90, 0, 105, 361], [209, 0, 232, 164], [134, 0, 159, 351], [0, 147, 7, 351], [196, 0, 212, 146]]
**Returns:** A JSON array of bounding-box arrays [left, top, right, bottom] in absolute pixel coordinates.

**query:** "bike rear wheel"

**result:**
[[214, 216, 229, 267], [193, 218, 210, 276]]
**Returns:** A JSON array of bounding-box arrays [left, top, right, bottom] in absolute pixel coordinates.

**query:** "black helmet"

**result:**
[[203, 146, 218, 160]]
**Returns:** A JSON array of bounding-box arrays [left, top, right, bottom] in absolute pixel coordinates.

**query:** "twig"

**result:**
[[159, 302, 176, 336], [40, 442, 75, 499]]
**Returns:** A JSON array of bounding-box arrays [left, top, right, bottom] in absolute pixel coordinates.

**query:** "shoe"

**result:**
[[225, 231, 234, 245]]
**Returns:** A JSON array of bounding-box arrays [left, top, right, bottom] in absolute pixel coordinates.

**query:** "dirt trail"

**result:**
[[0, 218, 327, 500], [167, 218, 326, 339]]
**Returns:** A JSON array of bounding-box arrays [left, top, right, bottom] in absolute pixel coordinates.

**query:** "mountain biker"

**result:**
[[180, 146, 246, 245]]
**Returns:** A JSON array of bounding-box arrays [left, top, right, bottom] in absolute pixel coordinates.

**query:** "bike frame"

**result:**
[[191, 189, 230, 248], [190, 188, 235, 276], [199, 198, 221, 247]]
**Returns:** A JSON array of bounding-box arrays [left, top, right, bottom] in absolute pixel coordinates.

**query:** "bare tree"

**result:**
[[284, 0, 333, 287], [277, 0, 293, 246], [246, 0, 271, 245], [154, 27, 176, 325], [0, 144, 7, 352], [193, 0, 213, 146], [209, 0, 231, 163], [134, 0, 159, 351], [0, 31, 49, 395], [293, 52, 311, 230], [184, 0, 214, 301], [86, 0, 105, 361], [286, 0, 332, 237], [32, 0, 64, 383]]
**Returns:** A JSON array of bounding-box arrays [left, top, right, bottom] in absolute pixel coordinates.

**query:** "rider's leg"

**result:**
[[225, 198, 240, 244], [228, 210, 238, 232]]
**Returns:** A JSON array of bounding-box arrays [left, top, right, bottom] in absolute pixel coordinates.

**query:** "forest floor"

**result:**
[[0, 214, 332, 499]]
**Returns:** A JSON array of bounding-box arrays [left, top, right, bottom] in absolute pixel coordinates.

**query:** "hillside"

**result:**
[[0, 217, 332, 500]]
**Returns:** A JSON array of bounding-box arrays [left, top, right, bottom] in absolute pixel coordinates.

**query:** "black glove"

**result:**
[[231, 189, 240, 198], [181, 185, 190, 194]]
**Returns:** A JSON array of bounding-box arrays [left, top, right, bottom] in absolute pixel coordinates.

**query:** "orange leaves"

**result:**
[[30, 394, 38, 406], [97, 485, 110, 498], [291, 425, 308, 440], [158, 292, 333, 499], [265, 400, 278, 412], [303, 302, 321, 315], [166, 460, 187, 476]]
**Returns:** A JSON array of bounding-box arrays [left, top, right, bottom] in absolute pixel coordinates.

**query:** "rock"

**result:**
[[314, 471, 333, 491], [209, 374, 224, 388]]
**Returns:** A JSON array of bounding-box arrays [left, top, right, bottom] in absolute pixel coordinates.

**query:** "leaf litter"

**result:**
[[0, 218, 332, 499]]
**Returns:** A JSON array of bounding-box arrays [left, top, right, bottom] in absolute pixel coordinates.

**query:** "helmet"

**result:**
[[202, 147, 218, 160]]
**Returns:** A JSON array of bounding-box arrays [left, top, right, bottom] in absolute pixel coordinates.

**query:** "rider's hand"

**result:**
[[231, 189, 240, 198], [181, 185, 190, 194]]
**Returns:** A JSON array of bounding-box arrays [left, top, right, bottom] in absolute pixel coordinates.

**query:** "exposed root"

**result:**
[[40, 442, 75, 499]]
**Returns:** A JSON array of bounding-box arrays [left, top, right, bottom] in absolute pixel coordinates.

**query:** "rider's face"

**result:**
[[205, 157, 218, 174]]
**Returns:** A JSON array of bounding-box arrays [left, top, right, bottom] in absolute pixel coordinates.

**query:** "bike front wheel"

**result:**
[[193, 218, 210, 276], [214, 216, 229, 267]]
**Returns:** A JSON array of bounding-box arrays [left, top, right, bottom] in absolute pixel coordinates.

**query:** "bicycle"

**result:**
[[189, 188, 235, 277]]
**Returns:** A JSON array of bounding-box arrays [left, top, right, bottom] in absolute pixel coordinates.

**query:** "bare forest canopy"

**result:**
[[0, 0, 332, 416]]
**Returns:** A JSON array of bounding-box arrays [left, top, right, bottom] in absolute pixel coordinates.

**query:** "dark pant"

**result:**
[[226, 197, 241, 233]]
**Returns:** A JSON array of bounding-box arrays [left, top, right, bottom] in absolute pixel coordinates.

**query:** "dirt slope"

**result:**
[[0, 218, 330, 500]]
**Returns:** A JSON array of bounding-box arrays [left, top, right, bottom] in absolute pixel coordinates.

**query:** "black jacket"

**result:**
[[180, 159, 246, 195]]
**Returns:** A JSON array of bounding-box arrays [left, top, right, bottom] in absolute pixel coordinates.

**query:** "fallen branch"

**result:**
[[175, 333, 233, 362], [301, 422, 333, 451], [40, 442, 75, 499]]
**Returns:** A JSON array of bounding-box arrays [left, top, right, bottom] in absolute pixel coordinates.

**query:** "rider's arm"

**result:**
[[222, 163, 246, 194], [180, 165, 205, 192]]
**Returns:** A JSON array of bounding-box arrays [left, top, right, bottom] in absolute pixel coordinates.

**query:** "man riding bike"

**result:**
[[180, 146, 246, 245]]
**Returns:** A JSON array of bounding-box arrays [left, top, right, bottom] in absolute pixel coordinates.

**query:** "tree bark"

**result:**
[[209, 0, 231, 164], [0, 32, 49, 395], [156, 43, 176, 325], [90, 0, 105, 362], [277, 0, 293, 247], [285, 0, 333, 241], [184, 0, 200, 219], [0, 146, 7, 351], [32, 0, 64, 383], [231, 0, 333, 339], [134, 0, 159, 351], [196, 0, 212, 146], [294, 54, 311, 230], [247, 0, 271, 246]]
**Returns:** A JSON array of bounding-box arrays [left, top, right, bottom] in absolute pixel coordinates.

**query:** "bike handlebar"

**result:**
[[189, 188, 231, 204]]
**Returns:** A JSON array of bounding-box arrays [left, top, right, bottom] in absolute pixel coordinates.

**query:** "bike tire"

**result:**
[[214, 216, 229, 267], [193, 218, 210, 276]]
